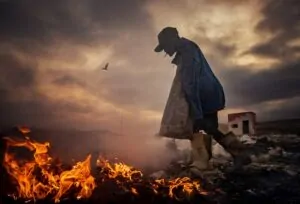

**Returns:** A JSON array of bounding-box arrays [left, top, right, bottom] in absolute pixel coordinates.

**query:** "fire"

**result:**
[[153, 177, 207, 200], [17, 125, 31, 134], [97, 153, 207, 200], [2, 128, 208, 202], [3, 135, 96, 203], [98, 157, 143, 181]]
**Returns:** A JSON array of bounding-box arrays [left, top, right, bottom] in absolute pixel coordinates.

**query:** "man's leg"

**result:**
[[189, 118, 211, 171], [202, 112, 252, 169]]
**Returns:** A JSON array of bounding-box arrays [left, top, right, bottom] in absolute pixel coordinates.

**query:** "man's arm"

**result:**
[[179, 43, 203, 120]]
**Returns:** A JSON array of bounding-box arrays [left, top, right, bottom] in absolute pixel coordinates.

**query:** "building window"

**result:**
[[231, 124, 238, 128]]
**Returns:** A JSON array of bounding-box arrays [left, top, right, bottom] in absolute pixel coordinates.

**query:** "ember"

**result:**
[[1, 128, 207, 203]]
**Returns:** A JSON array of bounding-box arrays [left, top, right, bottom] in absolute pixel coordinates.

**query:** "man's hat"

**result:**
[[154, 27, 179, 52]]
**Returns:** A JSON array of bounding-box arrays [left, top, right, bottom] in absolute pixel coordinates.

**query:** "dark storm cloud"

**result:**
[[0, 0, 299, 130], [0, 52, 45, 127], [0, 53, 91, 128], [0, 53, 36, 89], [0, 0, 153, 128], [0, 52, 38, 106], [222, 60, 300, 107], [0, 99, 55, 128], [215, 0, 300, 121], [257, 96, 300, 121], [0, 98, 94, 128], [246, 0, 300, 59], [0, 0, 151, 52]]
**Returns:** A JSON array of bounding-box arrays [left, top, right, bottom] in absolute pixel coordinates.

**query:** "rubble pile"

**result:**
[[151, 134, 300, 203]]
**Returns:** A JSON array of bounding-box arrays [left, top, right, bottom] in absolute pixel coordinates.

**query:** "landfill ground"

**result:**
[[148, 134, 300, 203], [1, 130, 300, 204]]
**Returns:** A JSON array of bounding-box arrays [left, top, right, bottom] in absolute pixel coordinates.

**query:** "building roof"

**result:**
[[228, 111, 256, 122]]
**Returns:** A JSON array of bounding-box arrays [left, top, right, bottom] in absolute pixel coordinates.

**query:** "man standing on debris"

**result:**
[[154, 27, 252, 170]]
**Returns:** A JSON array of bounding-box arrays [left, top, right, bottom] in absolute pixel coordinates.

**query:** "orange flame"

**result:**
[[2, 127, 208, 202], [17, 126, 31, 134], [97, 156, 207, 200], [3, 134, 95, 202]]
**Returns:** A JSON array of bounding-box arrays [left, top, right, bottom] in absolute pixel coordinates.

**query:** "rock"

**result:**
[[285, 169, 297, 176], [268, 147, 283, 156], [257, 136, 270, 143], [284, 168, 298, 176], [252, 153, 271, 163], [240, 134, 256, 144], [212, 143, 231, 159], [246, 189, 257, 196], [188, 166, 221, 181]]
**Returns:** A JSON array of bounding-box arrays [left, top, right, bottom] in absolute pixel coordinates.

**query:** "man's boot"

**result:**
[[216, 131, 252, 169], [203, 133, 212, 161], [189, 133, 211, 174]]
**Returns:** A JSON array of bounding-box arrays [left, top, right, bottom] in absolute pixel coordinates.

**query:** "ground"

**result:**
[[1, 130, 300, 204], [150, 134, 300, 203]]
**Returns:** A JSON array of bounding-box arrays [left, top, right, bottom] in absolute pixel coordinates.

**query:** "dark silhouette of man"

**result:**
[[154, 27, 252, 170]]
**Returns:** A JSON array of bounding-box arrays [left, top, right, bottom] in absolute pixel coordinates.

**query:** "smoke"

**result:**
[[14, 128, 184, 171], [96, 132, 184, 171]]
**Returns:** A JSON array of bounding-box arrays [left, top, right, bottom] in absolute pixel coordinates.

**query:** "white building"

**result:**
[[228, 112, 256, 136]]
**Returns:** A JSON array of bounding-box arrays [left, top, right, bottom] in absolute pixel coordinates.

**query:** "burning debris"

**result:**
[[1, 127, 300, 204], [1, 127, 208, 204], [3, 135, 96, 203]]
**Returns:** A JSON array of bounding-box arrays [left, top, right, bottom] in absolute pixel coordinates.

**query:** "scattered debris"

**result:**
[[148, 133, 300, 203], [1, 131, 300, 203], [239, 134, 256, 144], [212, 142, 231, 160]]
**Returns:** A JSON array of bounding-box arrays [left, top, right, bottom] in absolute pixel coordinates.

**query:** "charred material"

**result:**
[[1, 128, 300, 204]]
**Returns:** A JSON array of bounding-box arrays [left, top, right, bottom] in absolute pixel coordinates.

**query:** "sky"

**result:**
[[0, 0, 299, 135]]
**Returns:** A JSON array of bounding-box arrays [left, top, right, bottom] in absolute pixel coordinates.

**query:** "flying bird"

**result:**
[[102, 63, 109, 71]]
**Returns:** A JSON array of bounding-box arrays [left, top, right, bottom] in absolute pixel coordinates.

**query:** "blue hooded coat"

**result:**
[[171, 38, 226, 120]]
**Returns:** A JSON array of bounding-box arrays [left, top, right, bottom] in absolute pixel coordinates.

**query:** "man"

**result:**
[[154, 27, 252, 170]]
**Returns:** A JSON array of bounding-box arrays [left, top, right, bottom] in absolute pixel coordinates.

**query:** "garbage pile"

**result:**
[[150, 134, 300, 203], [1, 128, 300, 204]]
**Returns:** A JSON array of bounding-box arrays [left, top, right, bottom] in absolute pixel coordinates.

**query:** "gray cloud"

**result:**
[[213, 0, 300, 120], [0, 53, 92, 128], [0, 0, 154, 128], [245, 0, 300, 60], [0, 0, 299, 131], [0, 0, 151, 53], [221, 60, 300, 107], [0, 98, 97, 130], [0, 53, 36, 89], [258, 97, 300, 121]]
